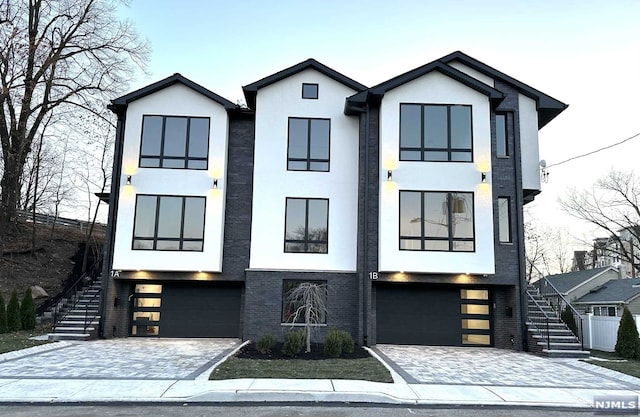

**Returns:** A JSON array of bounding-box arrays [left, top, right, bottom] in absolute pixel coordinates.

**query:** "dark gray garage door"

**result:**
[[160, 282, 242, 338], [376, 283, 462, 345]]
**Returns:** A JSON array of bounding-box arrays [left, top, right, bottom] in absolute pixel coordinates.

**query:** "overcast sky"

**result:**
[[117, 0, 640, 254]]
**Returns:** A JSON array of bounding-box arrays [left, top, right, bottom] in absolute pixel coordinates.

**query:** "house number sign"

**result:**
[[368, 272, 378, 280]]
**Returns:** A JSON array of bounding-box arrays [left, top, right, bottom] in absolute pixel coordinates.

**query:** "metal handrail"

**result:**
[[536, 277, 584, 348], [527, 290, 552, 351], [83, 287, 101, 333]]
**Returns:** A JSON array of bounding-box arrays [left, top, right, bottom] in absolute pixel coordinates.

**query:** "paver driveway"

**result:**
[[375, 345, 640, 390], [0, 338, 240, 380]]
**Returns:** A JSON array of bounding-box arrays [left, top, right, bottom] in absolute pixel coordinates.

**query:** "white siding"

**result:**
[[378, 71, 495, 274], [518, 93, 541, 191], [249, 69, 359, 271], [112, 84, 229, 272]]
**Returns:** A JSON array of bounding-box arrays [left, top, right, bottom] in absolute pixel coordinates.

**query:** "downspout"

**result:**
[[99, 108, 125, 338], [362, 102, 370, 346]]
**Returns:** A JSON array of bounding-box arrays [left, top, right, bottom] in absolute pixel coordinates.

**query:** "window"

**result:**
[[139, 115, 209, 169], [593, 306, 617, 317], [498, 197, 511, 243], [496, 113, 508, 157], [302, 83, 318, 99], [400, 104, 472, 162], [287, 118, 330, 171], [400, 191, 474, 252], [133, 195, 206, 251], [285, 197, 328, 253], [281, 280, 327, 324]]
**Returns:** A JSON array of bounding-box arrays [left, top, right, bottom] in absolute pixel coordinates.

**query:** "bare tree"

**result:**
[[283, 282, 327, 353], [561, 169, 640, 277], [0, 0, 148, 253], [524, 209, 573, 281]]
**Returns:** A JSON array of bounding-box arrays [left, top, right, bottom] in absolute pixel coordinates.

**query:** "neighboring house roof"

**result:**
[[345, 51, 568, 128], [109, 73, 237, 115], [574, 278, 640, 304], [546, 266, 616, 294], [242, 58, 367, 110]]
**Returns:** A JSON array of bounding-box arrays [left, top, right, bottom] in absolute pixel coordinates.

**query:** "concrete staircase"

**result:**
[[47, 281, 101, 341], [526, 285, 590, 358]]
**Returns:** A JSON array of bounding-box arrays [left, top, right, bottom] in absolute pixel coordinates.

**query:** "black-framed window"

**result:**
[[281, 280, 327, 324], [496, 113, 509, 158], [287, 118, 330, 171], [400, 104, 473, 162], [498, 197, 511, 243], [302, 83, 318, 99], [133, 195, 206, 251], [399, 191, 474, 252], [139, 115, 209, 169], [285, 197, 328, 253]]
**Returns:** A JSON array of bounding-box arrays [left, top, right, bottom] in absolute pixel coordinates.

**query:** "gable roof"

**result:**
[[109, 73, 237, 115], [345, 51, 568, 128], [242, 58, 367, 110], [574, 278, 640, 304], [546, 266, 617, 294], [439, 51, 568, 128], [345, 60, 504, 115]]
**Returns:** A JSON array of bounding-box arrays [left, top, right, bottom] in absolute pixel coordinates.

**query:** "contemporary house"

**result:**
[[100, 51, 567, 350]]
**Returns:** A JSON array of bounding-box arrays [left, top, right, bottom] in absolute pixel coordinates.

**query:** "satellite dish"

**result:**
[[539, 160, 547, 168]]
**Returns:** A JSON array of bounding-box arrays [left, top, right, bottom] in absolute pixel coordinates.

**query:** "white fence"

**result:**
[[581, 314, 640, 352]]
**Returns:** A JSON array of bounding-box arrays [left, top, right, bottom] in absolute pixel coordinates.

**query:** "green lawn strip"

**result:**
[[582, 350, 640, 379], [210, 356, 393, 383], [0, 326, 53, 354]]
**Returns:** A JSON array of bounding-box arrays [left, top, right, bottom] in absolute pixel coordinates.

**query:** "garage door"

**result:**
[[376, 284, 492, 346], [131, 282, 242, 338]]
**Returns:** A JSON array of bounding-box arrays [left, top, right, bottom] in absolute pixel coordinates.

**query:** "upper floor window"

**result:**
[[496, 113, 509, 158], [285, 197, 328, 253], [287, 118, 330, 171], [139, 115, 209, 169], [133, 195, 206, 251], [400, 104, 472, 162], [302, 83, 319, 99], [399, 191, 474, 252], [498, 197, 511, 243]]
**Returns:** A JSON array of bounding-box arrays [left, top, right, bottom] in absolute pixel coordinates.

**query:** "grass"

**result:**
[[210, 356, 393, 383], [0, 324, 53, 354], [583, 350, 640, 378]]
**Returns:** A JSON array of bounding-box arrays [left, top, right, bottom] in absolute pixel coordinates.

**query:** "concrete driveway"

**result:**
[[0, 338, 240, 380], [374, 345, 640, 389]]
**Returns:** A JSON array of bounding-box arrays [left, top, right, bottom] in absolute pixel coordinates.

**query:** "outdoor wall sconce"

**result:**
[[505, 306, 513, 317], [126, 175, 132, 185], [481, 172, 487, 183], [387, 170, 392, 181], [212, 178, 219, 189]]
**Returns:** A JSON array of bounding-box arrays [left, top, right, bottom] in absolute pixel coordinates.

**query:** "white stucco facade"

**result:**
[[112, 84, 229, 272], [518, 93, 541, 191], [378, 71, 496, 274], [248, 69, 360, 271]]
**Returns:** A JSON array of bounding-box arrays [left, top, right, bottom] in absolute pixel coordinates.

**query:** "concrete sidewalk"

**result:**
[[0, 339, 637, 409]]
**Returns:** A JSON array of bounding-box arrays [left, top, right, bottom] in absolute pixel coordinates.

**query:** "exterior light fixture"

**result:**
[[126, 175, 132, 185], [387, 170, 392, 181], [213, 179, 218, 189], [481, 172, 487, 183]]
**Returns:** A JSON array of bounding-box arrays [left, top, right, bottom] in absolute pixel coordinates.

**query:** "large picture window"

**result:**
[[287, 118, 330, 171], [399, 191, 474, 252], [139, 115, 209, 169], [284, 198, 329, 253], [400, 104, 472, 162], [133, 195, 206, 251]]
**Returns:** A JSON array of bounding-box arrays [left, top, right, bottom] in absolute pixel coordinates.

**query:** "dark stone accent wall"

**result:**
[[492, 285, 520, 349], [104, 280, 132, 338], [243, 271, 360, 343], [356, 103, 380, 346]]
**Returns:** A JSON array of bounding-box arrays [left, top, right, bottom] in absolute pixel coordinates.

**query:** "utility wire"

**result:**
[[546, 131, 640, 169]]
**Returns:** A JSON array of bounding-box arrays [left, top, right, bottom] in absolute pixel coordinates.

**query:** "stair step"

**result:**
[[47, 333, 91, 341], [537, 341, 583, 349], [64, 315, 101, 320], [542, 349, 591, 358], [59, 320, 99, 326], [52, 326, 95, 332]]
